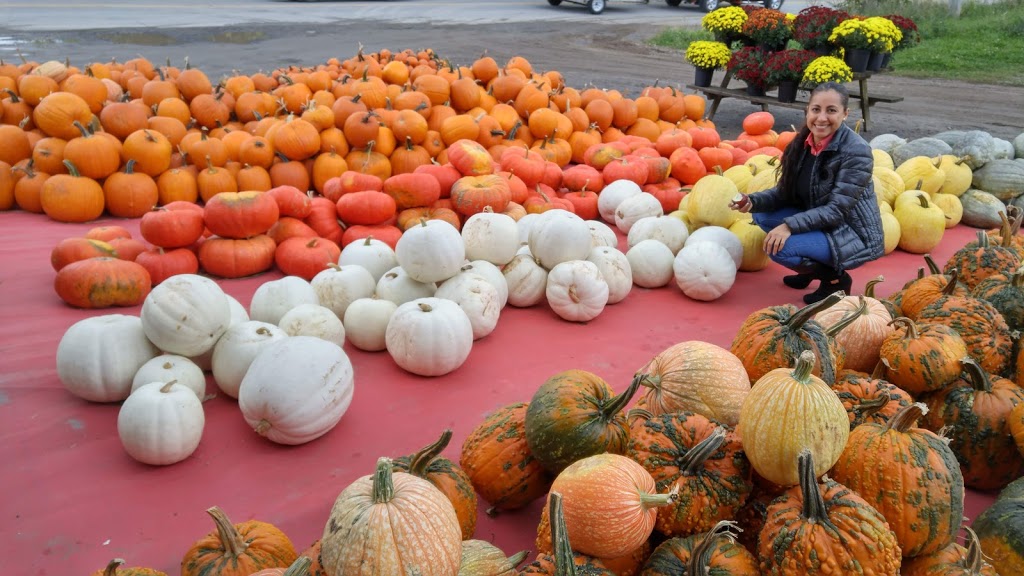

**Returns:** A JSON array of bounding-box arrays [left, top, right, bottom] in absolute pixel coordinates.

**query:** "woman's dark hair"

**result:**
[[775, 82, 851, 195]]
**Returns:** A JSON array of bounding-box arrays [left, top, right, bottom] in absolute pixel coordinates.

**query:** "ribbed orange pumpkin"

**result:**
[[519, 492, 614, 575], [33, 91, 94, 140], [198, 235, 277, 279], [450, 173, 511, 217], [899, 266, 969, 321], [878, 317, 968, 395], [640, 521, 760, 575], [204, 191, 280, 239], [274, 236, 340, 281], [813, 284, 895, 373], [181, 506, 297, 576]]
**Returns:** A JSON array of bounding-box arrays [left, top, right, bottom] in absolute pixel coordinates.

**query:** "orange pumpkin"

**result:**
[[392, 429, 478, 540], [383, 172, 441, 211], [204, 191, 281, 239], [40, 160, 105, 222], [121, 129, 172, 177], [54, 257, 152, 309], [135, 247, 200, 285], [51, 237, 119, 271], [198, 235, 277, 279], [103, 160, 159, 218], [90, 558, 167, 576], [181, 506, 297, 576], [274, 236, 341, 281]]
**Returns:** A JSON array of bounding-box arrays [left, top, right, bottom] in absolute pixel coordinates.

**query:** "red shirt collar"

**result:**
[[804, 131, 836, 156]]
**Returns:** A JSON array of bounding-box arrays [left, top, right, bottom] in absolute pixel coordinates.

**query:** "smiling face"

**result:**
[[805, 90, 849, 143]]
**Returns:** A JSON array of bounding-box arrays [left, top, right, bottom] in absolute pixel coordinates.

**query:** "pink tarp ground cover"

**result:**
[[0, 210, 997, 574]]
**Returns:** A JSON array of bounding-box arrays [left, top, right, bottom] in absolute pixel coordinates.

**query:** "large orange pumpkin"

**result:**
[[54, 257, 152, 309], [204, 191, 281, 239], [181, 506, 297, 576], [40, 160, 105, 222]]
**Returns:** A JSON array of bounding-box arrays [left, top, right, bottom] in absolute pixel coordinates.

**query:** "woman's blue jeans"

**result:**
[[753, 207, 833, 274]]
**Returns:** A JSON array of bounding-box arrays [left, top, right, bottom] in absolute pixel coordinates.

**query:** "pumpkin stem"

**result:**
[[205, 506, 250, 559], [687, 521, 742, 576], [870, 358, 887, 380], [998, 210, 1013, 248], [796, 450, 839, 532], [679, 426, 728, 476], [62, 159, 81, 177], [824, 296, 868, 338], [785, 291, 844, 330], [626, 407, 654, 423], [924, 254, 941, 275], [963, 526, 985, 573], [888, 316, 920, 340], [124, 159, 136, 175], [959, 357, 993, 393], [72, 119, 91, 138], [940, 268, 961, 296], [372, 457, 396, 504], [791, 350, 817, 383], [418, 302, 433, 313], [602, 373, 643, 422], [975, 230, 990, 248], [101, 559, 125, 576], [884, 402, 927, 433], [507, 550, 530, 568], [863, 276, 884, 298], [406, 429, 452, 477], [548, 492, 577, 576], [639, 484, 679, 510], [855, 394, 890, 418], [159, 379, 179, 393], [281, 556, 312, 576], [1012, 266, 1024, 288]]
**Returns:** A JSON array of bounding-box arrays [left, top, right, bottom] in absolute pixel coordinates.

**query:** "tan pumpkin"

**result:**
[[813, 281, 894, 373]]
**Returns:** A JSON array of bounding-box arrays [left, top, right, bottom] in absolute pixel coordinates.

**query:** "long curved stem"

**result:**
[[786, 292, 844, 330], [407, 429, 452, 477], [206, 506, 249, 559]]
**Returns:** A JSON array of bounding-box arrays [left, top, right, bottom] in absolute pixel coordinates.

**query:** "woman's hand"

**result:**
[[763, 223, 792, 255], [729, 193, 752, 213]]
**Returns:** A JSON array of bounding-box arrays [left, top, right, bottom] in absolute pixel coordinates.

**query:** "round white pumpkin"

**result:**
[[685, 226, 743, 269], [118, 380, 205, 466], [131, 354, 206, 399], [343, 297, 398, 352], [396, 219, 466, 283], [238, 336, 354, 445], [386, 298, 474, 377], [627, 215, 689, 254], [225, 294, 250, 324], [250, 276, 320, 326], [462, 209, 519, 265], [211, 321, 288, 399], [546, 260, 609, 322], [460, 260, 509, 309], [587, 246, 633, 304], [435, 272, 501, 340], [528, 209, 592, 270], [56, 314, 160, 403], [673, 241, 737, 301], [375, 266, 438, 306], [614, 192, 664, 234], [311, 264, 377, 319], [598, 179, 642, 223], [337, 236, 398, 283], [278, 304, 346, 347], [516, 212, 542, 246], [503, 253, 549, 308], [141, 274, 231, 357], [587, 220, 619, 248], [626, 239, 675, 288]]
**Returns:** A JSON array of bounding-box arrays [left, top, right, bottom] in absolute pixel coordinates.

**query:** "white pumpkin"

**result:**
[[516, 244, 533, 257], [436, 272, 501, 340], [337, 236, 398, 283], [528, 209, 592, 270], [141, 274, 231, 357], [587, 220, 619, 248], [311, 264, 377, 319], [131, 354, 206, 399], [516, 212, 542, 246], [117, 380, 205, 466], [627, 215, 689, 253], [587, 246, 632, 304], [598, 179, 642, 223], [386, 298, 474, 377], [238, 336, 354, 445], [250, 276, 320, 326], [626, 239, 675, 288], [460, 260, 509, 309], [462, 209, 519, 265], [673, 241, 737, 301], [396, 219, 466, 283], [375, 266, 438, 306], [546, 260, 609, 322], [56, 314, 160, 403], [211, 321, 288, 399], [225, 294, 250, 324], [685, 226, 743, 269], [614, 192, 664, 234], [503, 254, 549, 308], [343, 297, 398, 352], [278, 304, 346, 347]]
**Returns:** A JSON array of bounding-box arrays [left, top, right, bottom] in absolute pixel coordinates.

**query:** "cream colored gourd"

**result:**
[[238, 336, 354, 445], [343, 297, 397, 352], [250, 276, 319, 326], [587, 246, 633, 304], [278, 304, 346, 347], [738, 350, 850, 486], [872, 148, 895, 170], [627, 215, 689, 254], [57, 314, 160, 403], [685, 225, 743, 269], [686, 174, 740, 228], [728, 219, 769, 271], [225, 295, 250, 324], [546, 260, 609, 322], [723, 164, 756, 192], [873, 166, 905, 207], [587, 219, 618, 248], [626, 239, 675, 288], [386, 298, 474, 376], [462, 208, 519, 266], [141, 274, 231, 357], [528, 209, 592, 270], [516, 212, 541, 246], [895, 193, 945, 254], [667, 208, 700, 234], [396, 219, 466, 284], [435, 272, 501, 340], [131, 354, 205, 399], [459, 261, 509, 309], [375, 266, 437, 306], [211, 321, 288, 399], [311, 264, 376, 319], [896, 156, 945, 195], [935, 155, 973, 196], [118, 381, 204, 465], [597, 179, 642, 223], [673, 241, 737, 301], [503, 254, 549, 308], [932, 193, 964, 228], [880, 211, 901, 254], [614, 192, 663, 234], [337, 236, 398, 283]]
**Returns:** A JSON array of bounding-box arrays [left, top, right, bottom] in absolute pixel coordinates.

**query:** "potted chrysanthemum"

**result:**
[[801, 56, 854, 89], [685, 41, 733, 87]]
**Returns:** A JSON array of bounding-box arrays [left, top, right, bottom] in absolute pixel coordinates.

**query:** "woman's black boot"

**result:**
[[803, 271, 853, 304], [783, 273, 814, 289]]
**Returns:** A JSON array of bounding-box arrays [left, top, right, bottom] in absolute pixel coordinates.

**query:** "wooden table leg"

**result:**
[[859, 76, 870, 132], [708, 95, 724, 120]]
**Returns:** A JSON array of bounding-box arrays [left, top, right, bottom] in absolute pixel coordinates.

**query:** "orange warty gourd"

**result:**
[[181, 506, 297, 576]]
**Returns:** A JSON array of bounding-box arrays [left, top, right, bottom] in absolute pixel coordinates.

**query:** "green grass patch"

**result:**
[[649, 0, 1024, 86]]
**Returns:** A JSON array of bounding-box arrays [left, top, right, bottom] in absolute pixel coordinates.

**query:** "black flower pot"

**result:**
[[745, 84, 767, 97], [880, 52, 893, 70], [694, 67, 715, 88], [867, 51, 885, 72], [844, 48, 871, 73], [777, 80, 798, 103], [813, 45, 834, 57]]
